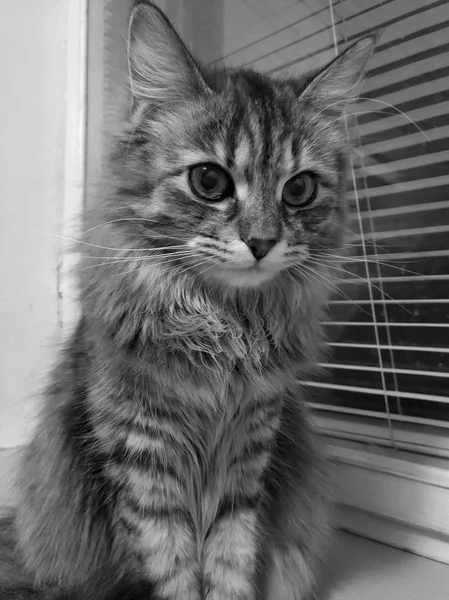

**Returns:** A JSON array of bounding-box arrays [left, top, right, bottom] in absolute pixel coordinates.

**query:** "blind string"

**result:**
[[328, 0, 397, 447], [355, 121, 402, 416]]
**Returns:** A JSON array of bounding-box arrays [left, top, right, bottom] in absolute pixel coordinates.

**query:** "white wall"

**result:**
[[0, 1, 70, 446]]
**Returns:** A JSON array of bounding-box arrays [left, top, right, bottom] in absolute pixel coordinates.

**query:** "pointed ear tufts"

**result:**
[[128, 1, 210, 104], [301, 32, 381, 111]]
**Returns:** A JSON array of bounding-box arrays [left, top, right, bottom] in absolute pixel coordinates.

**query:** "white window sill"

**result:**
[[325, 532, 449, 600]]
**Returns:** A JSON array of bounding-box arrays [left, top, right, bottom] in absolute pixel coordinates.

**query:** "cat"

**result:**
[[0, 1, 378, 599]]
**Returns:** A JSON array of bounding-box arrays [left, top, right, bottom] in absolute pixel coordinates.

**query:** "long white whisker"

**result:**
[[81, 217, 192, 237], [355, 96, 430, 142], [307, 257, 410, 311], [76, 252, 197, 272], [329, 109, 393, 126], [81, 247, 191, 259], [110, 255, 208, 280], [295, 263, 370, 315], [316, 97, 429, 142], [301, 263, 353, 302], [310, 250, 423, 277], [39, 232, 190, 253], [291, 265, 344, 304]]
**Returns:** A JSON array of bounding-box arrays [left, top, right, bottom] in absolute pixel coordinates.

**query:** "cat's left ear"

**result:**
[[128, 1, 211, 104], [300, 34, 380, 112]]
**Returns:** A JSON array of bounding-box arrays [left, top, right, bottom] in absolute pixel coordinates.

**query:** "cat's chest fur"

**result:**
[[105, 372, 282, 521], [192, 379, 282, 531]]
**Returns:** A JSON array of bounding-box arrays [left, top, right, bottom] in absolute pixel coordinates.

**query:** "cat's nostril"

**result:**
[[246, 238, 277, 261]]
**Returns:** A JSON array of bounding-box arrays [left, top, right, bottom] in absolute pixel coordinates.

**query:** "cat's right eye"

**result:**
[[188, 163, 234, 202]]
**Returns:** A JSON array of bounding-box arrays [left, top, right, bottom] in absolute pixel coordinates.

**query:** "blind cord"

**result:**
[[328, 0, 397, 448]]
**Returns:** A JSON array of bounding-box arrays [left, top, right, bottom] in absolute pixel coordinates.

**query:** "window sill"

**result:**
[[326, 438, 449, 564], [324, 531, 449, 600]]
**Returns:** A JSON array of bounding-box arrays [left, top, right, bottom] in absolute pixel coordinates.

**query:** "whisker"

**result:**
[[301, 263, 356, 304], [310, 250, 423, 277], [76, 252, 197, 273], [317, 96, 430, 143], [306, 257, 410, 312], [355, 97, 430, 143], [109, 255, 207, 280], [287, 265, 317, 294], [294, 263, 371, 315], [329, 109, 395, 126], [81, 247, 191, 259], [293, 263, 360, 308], [80, 217, 193, 237], [39, 232, 191, 253], [195, 258, 224, 280]]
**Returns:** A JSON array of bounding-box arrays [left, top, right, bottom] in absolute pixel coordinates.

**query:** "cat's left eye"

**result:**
[[282, 172, 317, 208], [188, 163, 234, 202]]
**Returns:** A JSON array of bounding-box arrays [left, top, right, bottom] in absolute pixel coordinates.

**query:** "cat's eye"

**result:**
[[282, 172, 317, 208], [188, 163, 234, 202]]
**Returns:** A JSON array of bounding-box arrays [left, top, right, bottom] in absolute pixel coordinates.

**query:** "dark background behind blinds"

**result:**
[[322, 0, 449, 427]]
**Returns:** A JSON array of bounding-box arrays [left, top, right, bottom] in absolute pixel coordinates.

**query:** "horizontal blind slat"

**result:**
[[323, 322, 449, 328], [337, 275, 449, 284], [353, 151, 449, 178], [353, 200, 449, 220], [302, 381, 449, 404], [309, 403, 449, 429], [271, 2, 449, 76], [352, 223, 449, 241], [358, 124, 449, 155], [363, 52, 449, 95], [327, 342, 449, 353], [328, 299, 449, 305], [347, 175, 449, 201], [354, 249, 449, 261], [362, 25, 449, 73], [356, 101, 449, 138], [318, 363, 449, 378]]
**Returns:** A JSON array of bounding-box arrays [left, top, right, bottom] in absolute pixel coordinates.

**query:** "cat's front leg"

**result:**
[[202, 503, 260, 600], [111, 459, 201, 600], [120, 503, 201, 600]]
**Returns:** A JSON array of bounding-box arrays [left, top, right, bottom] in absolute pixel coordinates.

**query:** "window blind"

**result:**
[[211, 0, 449, 458]]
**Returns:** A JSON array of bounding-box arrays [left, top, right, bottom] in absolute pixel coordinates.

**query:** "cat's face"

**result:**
[[105, 3, 376, 291], [125, 73, 348, 289]]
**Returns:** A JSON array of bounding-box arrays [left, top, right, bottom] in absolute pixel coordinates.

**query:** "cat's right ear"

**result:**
[[128, 1, 210, 104]]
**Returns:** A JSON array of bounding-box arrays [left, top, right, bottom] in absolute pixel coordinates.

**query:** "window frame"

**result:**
[[58, 0, 87, 335], [326, 437, 449, 564]]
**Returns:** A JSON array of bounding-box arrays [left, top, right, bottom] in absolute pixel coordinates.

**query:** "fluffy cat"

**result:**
[[0, 1, 377, 599]]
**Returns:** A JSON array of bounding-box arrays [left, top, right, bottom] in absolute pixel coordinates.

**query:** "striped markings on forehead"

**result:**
[[165, 122, 339, 194]]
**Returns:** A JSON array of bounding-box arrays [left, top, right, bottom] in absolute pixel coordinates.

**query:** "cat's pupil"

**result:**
[[200, 168, 220, 191], [289, 179, 305, 196]]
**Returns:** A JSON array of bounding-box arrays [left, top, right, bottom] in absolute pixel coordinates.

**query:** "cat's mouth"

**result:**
[[204, 262, 281, 288]]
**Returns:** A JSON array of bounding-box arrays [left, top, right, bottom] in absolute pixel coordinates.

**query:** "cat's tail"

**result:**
[[0, 511, 41, 599]]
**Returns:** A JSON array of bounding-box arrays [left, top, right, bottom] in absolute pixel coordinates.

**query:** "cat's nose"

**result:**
[[246, 238, 277, 261]]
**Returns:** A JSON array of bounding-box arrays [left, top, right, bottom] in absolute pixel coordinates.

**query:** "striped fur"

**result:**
[[0, 2, 377, 599]]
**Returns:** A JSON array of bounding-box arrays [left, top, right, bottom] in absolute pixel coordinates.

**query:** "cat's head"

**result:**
[[100, 2, 377, 291]]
